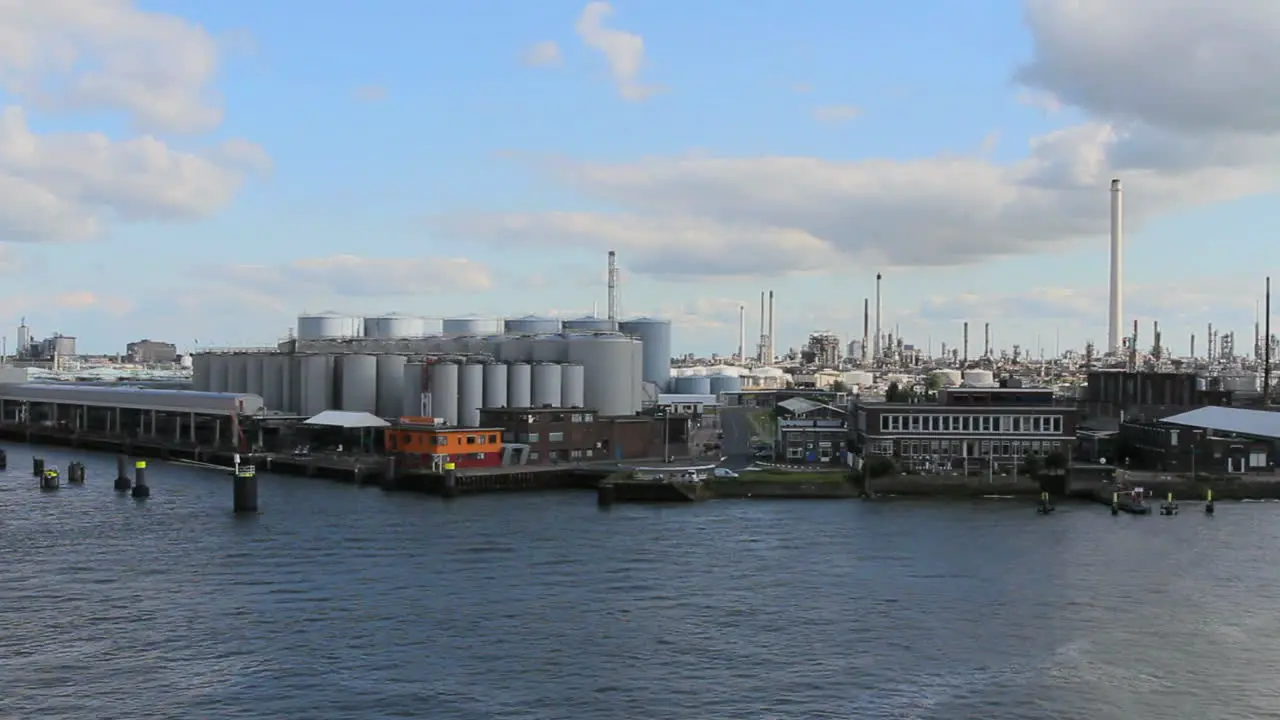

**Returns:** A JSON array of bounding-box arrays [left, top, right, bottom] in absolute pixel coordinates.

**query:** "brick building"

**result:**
[[479, 408, 670, 464]]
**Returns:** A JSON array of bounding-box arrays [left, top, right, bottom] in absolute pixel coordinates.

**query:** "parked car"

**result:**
[[713, 468, 739, 478]]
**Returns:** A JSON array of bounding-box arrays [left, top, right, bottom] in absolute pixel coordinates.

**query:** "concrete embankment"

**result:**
[[706, 475, 859, 499], [1088, 477, 1280, 502], [867, 474, 1044, 498]]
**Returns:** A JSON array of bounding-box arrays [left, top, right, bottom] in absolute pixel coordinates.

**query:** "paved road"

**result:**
[[718, 406, 758, 470]]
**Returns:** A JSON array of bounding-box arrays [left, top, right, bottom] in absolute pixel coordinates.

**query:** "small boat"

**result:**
[[1111, 487, 1151, 515]]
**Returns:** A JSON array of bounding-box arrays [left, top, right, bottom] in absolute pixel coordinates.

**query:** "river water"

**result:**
[[2, 445, 1277, 719]]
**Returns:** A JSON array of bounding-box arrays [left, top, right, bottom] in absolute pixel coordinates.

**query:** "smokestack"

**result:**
[[768, 290, 775, 364], [984, 323, 991, 359], [874, 273, 882, 362], [738, 305, 745, 360], [862, 298, 869, 364], [1108, 178, 1124, 353], [1266, 277, 1272, 405], [962, 322, 969, 364], [606, 250, 618, 321], [1190, 334, 1195, 359], [758, 291, 766, 363]]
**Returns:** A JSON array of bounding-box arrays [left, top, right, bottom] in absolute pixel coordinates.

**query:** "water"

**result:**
[[2, 445, 1278, 719]]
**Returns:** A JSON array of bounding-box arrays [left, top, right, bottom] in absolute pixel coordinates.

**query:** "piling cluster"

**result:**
[[25, 452, 261, 513]]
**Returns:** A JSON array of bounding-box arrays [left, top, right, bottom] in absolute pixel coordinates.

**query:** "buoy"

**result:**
[[67, 462, 85, 484], [1036, 491, 1055, 514], [0, 448, 8, 469], [130, 460, 150, 499], [1205, 488, 1215, 515], [1160, 492, 1179, 516], [39, 467, 60, 490], [32, 457, 44, 477], [232, 454, 258, 513], [1111, 491, 1119, 515], [114, 455, 132, 491]]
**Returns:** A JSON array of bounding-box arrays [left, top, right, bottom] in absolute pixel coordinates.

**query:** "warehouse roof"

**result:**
[[0, 383, 263, 415], [303, 410, 390, 428], [1162, 406, 1280, 439]]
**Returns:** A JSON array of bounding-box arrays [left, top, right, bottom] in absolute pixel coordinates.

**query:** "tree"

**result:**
[[1021, 453, 1043, 477], [886, 381, 902, 402], [831, 380, 849, 394], [1044, 451, 1068, 471]]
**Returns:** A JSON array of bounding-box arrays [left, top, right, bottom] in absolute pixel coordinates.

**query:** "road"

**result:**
[[718, 406, 758, 470]]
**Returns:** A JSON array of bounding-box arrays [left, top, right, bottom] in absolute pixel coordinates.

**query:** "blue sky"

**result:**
[[1, 0, 1277, 357]]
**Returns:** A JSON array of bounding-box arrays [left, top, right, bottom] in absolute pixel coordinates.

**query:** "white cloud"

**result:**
[[0, 0, 225, 134], [522, 41, 562, 68], [204, 254, 494, 299], [812, 105, 860, 123], [0, 107, 266, 242], [574, 2, 658, 101], [442, 0, 1280, 280]]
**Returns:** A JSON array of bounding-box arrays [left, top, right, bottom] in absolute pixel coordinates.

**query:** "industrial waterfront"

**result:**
[[4, 446, 1279, 720]]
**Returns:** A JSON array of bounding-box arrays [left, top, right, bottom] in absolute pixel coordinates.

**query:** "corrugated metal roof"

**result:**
[[303, 410, 390, 428], [1161, 406, 1280, 439], [778, 397, 846, 415], [0, 383, 261, 415]]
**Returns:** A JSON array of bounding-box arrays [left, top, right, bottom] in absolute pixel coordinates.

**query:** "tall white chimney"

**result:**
[[768, 290, 775, 365], [758, 291, 766, 363], [874, 273, 882, 362], [606, 250, 618, 321], [738, 305, 745, 360], [1108, 179, 1123, 353]]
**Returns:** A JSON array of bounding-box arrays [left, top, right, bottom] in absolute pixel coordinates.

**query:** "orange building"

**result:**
[[385, 419, 503, 469]]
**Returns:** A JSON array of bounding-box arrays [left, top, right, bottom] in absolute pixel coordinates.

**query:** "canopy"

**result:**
[[302, 410, 390, 429]]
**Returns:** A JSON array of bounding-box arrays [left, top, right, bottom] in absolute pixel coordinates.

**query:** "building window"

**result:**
[[881, 415, 890, 431], [548, 432, 564, 442], [529, 451, 539, 460], [473, 453, 485, 460], [503, 432, 515, 443], [434, 435, 448, 446], [488, 434, 497, 443], [520, 432, 540, 443]]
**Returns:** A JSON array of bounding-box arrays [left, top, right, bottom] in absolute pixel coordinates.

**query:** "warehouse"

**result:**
[[193, 312, 674, 422]]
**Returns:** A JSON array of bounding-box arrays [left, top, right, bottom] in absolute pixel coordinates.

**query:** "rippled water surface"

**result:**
[[3, 445, 1279, 719]]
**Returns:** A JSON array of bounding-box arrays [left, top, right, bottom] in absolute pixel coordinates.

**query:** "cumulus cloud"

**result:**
[[522, 41, 562, 68], [442, 0, 1280, 279], [204, 254, 493, 298], [574, 2, 658, 101]]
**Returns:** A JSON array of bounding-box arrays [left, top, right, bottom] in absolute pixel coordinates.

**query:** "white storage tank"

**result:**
[[483, 363, 508, 408], [532, 363, 563, 407], [932, 369, 963, 387], [962, 369, 996, 387], [843, 371, 874, 387], [496, 336, 534, 363], [402, 362, 429, 416], [337, 354, 378, 413], [192, 354, 211, 392], [631, 340, 644, 412], [295, 354, 334, 416], [429, 362, 460, 426], [226, 355, 249, 393], [562, 316, 618, 332], [245, 355, 264, 396], [505, 315, 562, 335], [364, 313, 426, 339], [530, 335, 568, 362], [458, 362, 484, 427], [261, 354, 288, 411], [442, 317, 494, 335], [297, 312, 363, 340], [619, 317, 672, 392], [208, 355, 228, 393], [508, 362, 532, 408], [562, 363, 585, 408], [376, 354, 407, 417], [709, 374, 742, 395], [566, 334, 640, 417]]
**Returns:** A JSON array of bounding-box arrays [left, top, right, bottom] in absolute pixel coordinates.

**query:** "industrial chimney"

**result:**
[[607, 250, 618, 321], [738, 305, 745, 360], [874, 273, 883, 363], [963, 322, 969, 365], [1108, 179, 1124, 353], [768, 290, 775, 365], [984, 323, 991, 359], [862, 298, 870, 365]]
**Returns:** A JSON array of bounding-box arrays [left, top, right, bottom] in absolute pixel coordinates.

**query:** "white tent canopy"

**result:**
[[302, 410, 390, 429]]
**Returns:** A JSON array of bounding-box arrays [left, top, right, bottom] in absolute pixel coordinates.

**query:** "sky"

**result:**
[[2, 0, 1279, 358]]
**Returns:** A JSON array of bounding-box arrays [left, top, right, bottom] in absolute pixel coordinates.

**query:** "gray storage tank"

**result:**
[[192, 354, 211, 391], [376, 354, 407, 417], [561, 363, 585, 408], [402, 362, 429, 416], [483, 362, 508, 408], [458, 362, 484, 427], [562, 316, 618, 332], [530, 334, 568, 362], [505, 315, 562, 335], [508, 362, 532, 408], [709, 374, 742, 395], [429, 362, 460, 426], [531, 363, 562, 407], [297, 312, 364, 340], [338, 354, 378, 413], [619, 317, 672, 392], [228, 355, 249, 393], [296, 354, 334, 417], [677, 376, 712, 395], [442, 317, 493, 335], [364, 313, 427, 339], [245, 354, 264, 396], [208, 355, 228, 393], [260, 354, 286, 410], [566, 334, 640, 417]]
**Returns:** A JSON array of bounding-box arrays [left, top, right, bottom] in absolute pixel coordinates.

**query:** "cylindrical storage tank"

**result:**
[[260, 355, 284, 410], [709, 374, 742, 395], [192, 354, 211, 391], [676, 376, 712, 395], [508, 362, 532, 408], [297, 312, 363, 340], [364, 313, 427, 339], [567, 335, 640, 417], [619, 318, 672, 392], [208, 355, 228, 393], [245, 355, 264, 396], [279, 354, 296, 412], [226, 355, 248, 393], [296, 355, 334, 416], [561, 364, 585, 408], [843, 371, 874, 387], [376, 354, 407, 417], [962, 369, 995, 387], [631, 340, 645, 412], [532, 363, 563, 407], [562, 317, 618, 333], [530, 335, 568, 362], [458, 362, 484, 427], [504, 315, 562, 335], [337, 354, 378, 413], [429, 362, 460, 426], [442, 317, 493, 335], [496, 336, 533, 362], [402, 362, 428, 416], [932, 369, 962, 387], [483, 363, 508, 408]]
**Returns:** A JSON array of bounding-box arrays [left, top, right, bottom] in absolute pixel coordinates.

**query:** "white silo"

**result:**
[[192, 354, 211, 392], [429, 362, 460, 425], [297, 312, 364, 340], [226, 355, 249, 393], [562, 363, 585, 408], [932, 369, 962, 387], [376, 354, 407, 417], [260, 354, 287, 411], [619, 317, 672, 391], [962, 369, 995, 387], [458, 362, 484, 427], [364, 313, 427, 339], [507, 362, 532, 408], [679, 376, 712, 395], [566, 334, 640, 417], [209, 355, 228, 393], [530, 335, 568, 362], [496, 336, 534, 362], [562, 316, 618, 332], [505, 315, 562, 334], [532, 363, 563, 407], [295, 354, 334, 416], [402, 362, 429, 416], [442, 317, 494, 335], [245, 354, 264, 396], [483, 362, 508, 408], [338, 354, 378, 413]]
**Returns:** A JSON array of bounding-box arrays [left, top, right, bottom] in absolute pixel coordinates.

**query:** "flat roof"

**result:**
[[480, 407, 593, 413], [0, 383, 262, 415], [1162, 406, 1280, 440], [304, 410, 390, 428]]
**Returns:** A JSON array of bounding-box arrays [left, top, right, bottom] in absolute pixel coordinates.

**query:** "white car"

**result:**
[[713, 468, 740, 478]]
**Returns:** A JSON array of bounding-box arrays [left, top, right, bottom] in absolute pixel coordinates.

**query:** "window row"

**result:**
[[510, 431, 567, 443], [867, 438, 1063, 457], [879, 413, 1062, 434]]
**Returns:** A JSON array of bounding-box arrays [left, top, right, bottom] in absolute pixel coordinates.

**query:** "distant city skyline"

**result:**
[[0, 1, 1277, 356]]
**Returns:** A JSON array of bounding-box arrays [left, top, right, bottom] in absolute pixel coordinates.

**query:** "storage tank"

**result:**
[[496, 336, 534, 363], [364, 313, 426, 339], [1222, 373, 1260, 393], [932, 369, 963, 387], [208, 355, 228, 393], [296, 354, 334, 416], [566, 334, 640, 416], [337, 354, 378, 413], [677, 376, 712, 395], [843, 371, 874, 387], [443, 317, 494, 335], [562, 363, 585, 408], [962, 369, 996, 387], [630, 340, 644, 412], [429, 362, 460, 425], [483, 363, 508, 408], [619, 317, 672, 392], [709, 374, 742, 395], [260, 355, 286, 410], [376, 354, 407, 417], [402, 362, 429, 416], [508, 362, 532, 408], [532, 363, 563, 407], [530, 335, 568, 362], [505, 315, 562, 335], [245, 355, 264, 396], [562, 316, 618, 332], [192, 354, 211, 391], [297, 312, 363, 340], [226, 355, 249, 393], [456, 362, 484, 427]]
